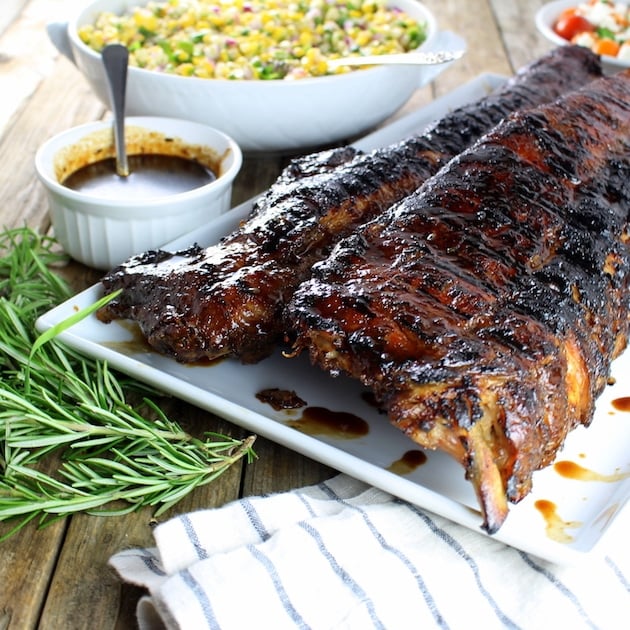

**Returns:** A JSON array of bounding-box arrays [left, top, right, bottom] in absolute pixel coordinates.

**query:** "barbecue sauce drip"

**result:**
[[63, 154, 215, 199], [256, 388, 306, 411], [534, 499, 581, 543], [554, 460, 630, 482], [102, 321, 153, 354], [387, 449, 428, 475], [286, 406, 369, 438], [612, 396, 630, 412]]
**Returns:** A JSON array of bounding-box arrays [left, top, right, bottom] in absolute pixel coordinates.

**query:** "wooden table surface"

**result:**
[[0, 1, 560, 627]]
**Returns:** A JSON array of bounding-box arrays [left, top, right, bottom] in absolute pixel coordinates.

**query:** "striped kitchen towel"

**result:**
[[109, 474, 629, 630]]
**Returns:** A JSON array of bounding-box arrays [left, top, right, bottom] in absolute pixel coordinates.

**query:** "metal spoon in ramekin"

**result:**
[[102, 44, 130, 177]]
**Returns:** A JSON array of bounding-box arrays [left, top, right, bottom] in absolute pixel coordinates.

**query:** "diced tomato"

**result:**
[[553, 11, 595, 41], [594, 38, 621, 56]]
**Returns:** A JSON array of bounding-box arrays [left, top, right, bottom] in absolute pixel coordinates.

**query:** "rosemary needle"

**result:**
[[0, 227, 256, 541]]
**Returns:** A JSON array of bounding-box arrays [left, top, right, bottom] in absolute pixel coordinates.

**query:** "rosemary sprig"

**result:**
[[0, 227, 256, 541]]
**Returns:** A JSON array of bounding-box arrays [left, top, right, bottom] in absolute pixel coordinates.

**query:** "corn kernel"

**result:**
[[80, 0, 427, 80], [133, 9, 158, 32]]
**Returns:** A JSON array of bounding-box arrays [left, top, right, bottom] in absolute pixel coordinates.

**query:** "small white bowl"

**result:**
[[535, 0, 630, 74], [46, 0, 463, 152], [35, 116, 242, 270]]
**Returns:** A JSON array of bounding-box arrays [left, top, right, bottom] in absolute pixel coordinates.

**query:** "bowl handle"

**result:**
[[418, 30, 467, 87], [47, 22, 76, 65]]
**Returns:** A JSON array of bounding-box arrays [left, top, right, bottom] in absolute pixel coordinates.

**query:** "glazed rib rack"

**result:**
[[96, 46, 603, 366], [287, 70, 630, 533]]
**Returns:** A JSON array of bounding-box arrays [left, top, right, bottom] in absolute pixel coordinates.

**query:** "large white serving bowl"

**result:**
[[47, 0, 461, 153], [535, 0, 630, 74]]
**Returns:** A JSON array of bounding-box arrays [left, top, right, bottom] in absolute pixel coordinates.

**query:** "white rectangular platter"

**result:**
[[37, 74, 630, 564]]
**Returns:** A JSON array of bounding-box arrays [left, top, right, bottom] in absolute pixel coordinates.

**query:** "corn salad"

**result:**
[[78, 0, 427, 80]]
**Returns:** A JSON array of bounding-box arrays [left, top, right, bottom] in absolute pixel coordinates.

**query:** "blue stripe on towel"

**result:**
[[315, 483, 447, 627], [298, 520, 387, 630], [241, 497, 271, 542], [181, 567, 220, 628], [403, 502, 521, 630], [181, 513, 209, 561], [355, 505, 449, 628], [247, 544, 310, 629], [319, 479, 346, 505], [296, 492, 318, 518], [518, 551, 599, 630], [605, 556, 630, 592], [137, 549, 166, 577]]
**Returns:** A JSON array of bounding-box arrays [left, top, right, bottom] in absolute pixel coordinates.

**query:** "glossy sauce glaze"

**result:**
[[63, 154, 216, 199]]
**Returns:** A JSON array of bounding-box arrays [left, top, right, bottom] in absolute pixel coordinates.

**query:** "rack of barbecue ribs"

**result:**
[[287, 69, 630, 533], [96, 46, 602, 364]]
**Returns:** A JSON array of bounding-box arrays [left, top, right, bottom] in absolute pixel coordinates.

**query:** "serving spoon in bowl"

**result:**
[[102, 44, 130, 177], [327, 48, 465, 70]]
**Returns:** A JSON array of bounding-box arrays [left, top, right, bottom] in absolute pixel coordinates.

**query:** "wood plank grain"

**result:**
[[38, 510, 153, 630], [489, 0, 555, 71], [0, 58, 91, 596], [0, 517, 67, 629], [0, 57, 103, 231], [0, 0, 29, 37], [422, 0, 513, 89], [231, 154, 285, 207], [0, 0, 79, 137], [0, 445, 73, 630]]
